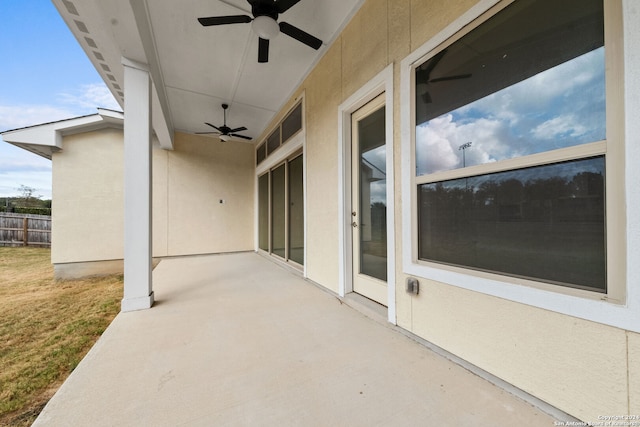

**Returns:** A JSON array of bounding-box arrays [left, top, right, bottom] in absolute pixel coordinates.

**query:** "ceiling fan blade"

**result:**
[[258, 37, 270, 63], [275, 0, 301, 13], [279, 22, 322, 50], [196, 131, 220, 135], [429, 73, 472, 83], [218, 0, 251, 14], [416, 49, 448, 80], [230, 133, 253, 140], [198, 15, 252, 26], [229, 126, 248, 133], [205, 122, 223, 132]]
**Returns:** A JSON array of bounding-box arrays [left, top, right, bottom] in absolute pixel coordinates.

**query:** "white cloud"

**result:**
[[457, 47, 604, 121], [416, 115, 504, 175], [416, 48, 606, 176], [0, 83, 119, 132], [416, 115, 460, 174], [0, 104, 77, 132], [58, 83, 120, 111], [0, 143, 51, 198], [531, 115, 588, 140], [0, 170, 51, 199]]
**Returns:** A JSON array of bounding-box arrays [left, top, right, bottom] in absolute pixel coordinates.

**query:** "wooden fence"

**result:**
[[0, 213, 51, 247]]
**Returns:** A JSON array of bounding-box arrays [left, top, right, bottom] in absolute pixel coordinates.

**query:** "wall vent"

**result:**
[[74, 20, 89, 34], [84, 37, 97, 48], [62, 0, 79, 16]]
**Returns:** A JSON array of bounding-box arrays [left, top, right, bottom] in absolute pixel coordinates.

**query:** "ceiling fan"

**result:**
[[416, 48, 472, 103], [198, 0, 323, 63], [196, 104, 252, 141]]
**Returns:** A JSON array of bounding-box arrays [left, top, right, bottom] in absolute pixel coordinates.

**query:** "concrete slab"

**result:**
[[34, 253, 560, 426]]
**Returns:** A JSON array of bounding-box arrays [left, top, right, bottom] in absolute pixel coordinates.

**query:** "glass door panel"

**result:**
[[258, 173, 269, 251], [271, 163, 286, 258], [358, 107, 387, 281], [351, 94, 387, 306], [288, 155, 304, 265]]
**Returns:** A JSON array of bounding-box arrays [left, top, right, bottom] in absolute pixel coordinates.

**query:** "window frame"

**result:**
[[257, 100, 304, 165], [255, 95, 306, 273], [400, 0, 628, 326], [257, 151, 305, 270]]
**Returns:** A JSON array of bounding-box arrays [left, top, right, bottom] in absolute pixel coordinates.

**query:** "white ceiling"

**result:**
[[52, 0, 363, 145]]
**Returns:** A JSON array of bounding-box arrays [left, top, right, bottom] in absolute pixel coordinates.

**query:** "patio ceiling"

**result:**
[[51, 0, 363, 147]]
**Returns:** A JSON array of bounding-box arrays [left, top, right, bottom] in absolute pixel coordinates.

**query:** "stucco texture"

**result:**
[[166, 132, 254, 255], [52, 130, 254, 266], [52, 129, 124, 264]]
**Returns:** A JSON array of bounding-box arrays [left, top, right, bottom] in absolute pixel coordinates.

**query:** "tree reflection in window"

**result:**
[[418, 156, 606, 291]]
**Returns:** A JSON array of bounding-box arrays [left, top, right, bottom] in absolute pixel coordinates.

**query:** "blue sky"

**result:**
[[0, 0, 119, 199], [416, 47, 606, 177]]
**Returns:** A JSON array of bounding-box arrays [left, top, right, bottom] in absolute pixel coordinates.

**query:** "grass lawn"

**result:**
[[0, 247, 122, 426]]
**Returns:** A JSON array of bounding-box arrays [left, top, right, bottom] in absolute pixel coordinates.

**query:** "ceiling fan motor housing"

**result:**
[[251, 2, 279, 20]]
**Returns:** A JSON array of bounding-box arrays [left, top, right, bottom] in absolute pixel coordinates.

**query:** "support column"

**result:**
[[121, 58, 154, 312]]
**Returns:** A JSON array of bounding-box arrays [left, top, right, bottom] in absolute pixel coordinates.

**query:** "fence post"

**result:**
[[23, 218, 28, 247]]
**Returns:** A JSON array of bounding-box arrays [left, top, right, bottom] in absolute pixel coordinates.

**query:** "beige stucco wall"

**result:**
[[257, 0, 638, 421], [165, 132, 254, 255], [52, 129, 254, 270], [52, 129, 125, 265]]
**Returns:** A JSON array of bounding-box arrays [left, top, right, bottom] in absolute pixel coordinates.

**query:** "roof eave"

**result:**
[[1, 111, 124, 160]]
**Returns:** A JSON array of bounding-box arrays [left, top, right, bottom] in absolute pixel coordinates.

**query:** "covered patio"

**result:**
[[33, 253, 564, 426]]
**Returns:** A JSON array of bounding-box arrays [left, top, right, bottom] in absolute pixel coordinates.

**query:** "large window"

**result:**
[[413, 0, 619, 293]]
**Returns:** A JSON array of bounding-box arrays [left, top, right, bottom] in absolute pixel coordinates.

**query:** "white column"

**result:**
[[121, 58, 154, 312]]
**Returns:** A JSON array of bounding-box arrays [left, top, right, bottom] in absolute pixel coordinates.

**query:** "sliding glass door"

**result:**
[[258, 153, 304, 266]]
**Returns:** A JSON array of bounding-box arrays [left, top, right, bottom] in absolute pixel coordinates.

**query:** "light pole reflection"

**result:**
[[458, 142, 472, 167]]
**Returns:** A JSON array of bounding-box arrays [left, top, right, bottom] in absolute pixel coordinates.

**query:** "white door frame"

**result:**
[[338, 64, 396, 324]]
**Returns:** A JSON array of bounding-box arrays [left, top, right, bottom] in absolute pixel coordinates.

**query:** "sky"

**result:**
[[415, 47, 606, 178], [0, 0, 119, 199]]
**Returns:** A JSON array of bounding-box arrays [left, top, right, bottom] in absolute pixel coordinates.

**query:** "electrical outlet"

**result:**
[[406, 277, 419, 295]]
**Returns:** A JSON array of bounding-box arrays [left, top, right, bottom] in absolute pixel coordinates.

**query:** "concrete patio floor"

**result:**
[[34, 252, 566, 426]]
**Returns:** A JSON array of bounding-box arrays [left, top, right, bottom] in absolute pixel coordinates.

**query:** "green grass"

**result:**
[[0, 247, 122, 426]]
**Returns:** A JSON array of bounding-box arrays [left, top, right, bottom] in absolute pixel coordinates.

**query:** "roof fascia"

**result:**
[[50, 0, 173, 150], [1, 112, 124, 160]]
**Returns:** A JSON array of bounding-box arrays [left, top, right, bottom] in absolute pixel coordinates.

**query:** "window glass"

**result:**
[[415, 0, 605, 175], [358, 106, 387, 281], [282, 103, 302, 143], [413, 0, 609, 292], [267, 128, 281, 155], [258, 173, 269, 251], [257, 143, 266, 165], [271, 163, 286, 258], [288, 155, 304, 265], [418, 156, 606, 291]]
